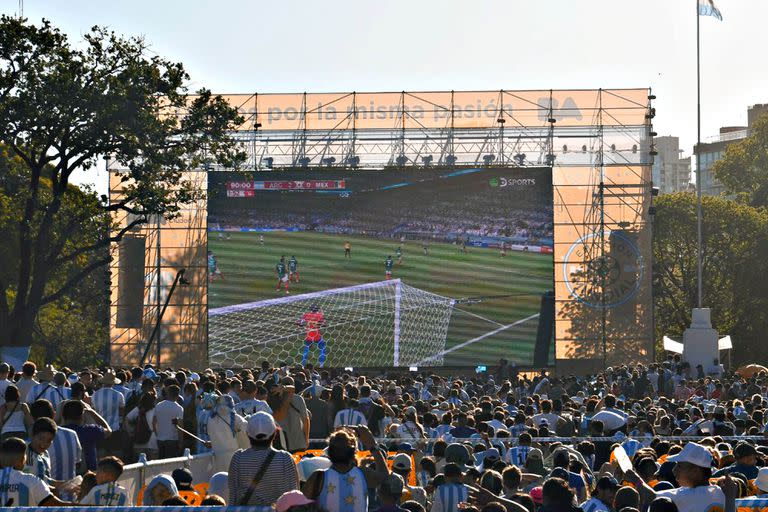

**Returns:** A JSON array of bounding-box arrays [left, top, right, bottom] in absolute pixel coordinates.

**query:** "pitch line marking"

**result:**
[[453, 307, 506, 328], [416, 313, 540, 365]]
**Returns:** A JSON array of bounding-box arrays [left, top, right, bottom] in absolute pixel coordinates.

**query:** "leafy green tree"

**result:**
[[0, 17, 245, 348], [653, 192, 768, 364], [712, 114, 768, 205]]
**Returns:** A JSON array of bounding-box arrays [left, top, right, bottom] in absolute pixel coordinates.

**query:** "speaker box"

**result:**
[[534, 290, 555, 367], [116, 235, 146, 328]]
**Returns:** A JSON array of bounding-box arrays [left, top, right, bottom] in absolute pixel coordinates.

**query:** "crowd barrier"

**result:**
[[116, 450, 217, 505]]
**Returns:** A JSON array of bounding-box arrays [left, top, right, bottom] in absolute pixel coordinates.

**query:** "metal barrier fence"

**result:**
[[116, 450, 217, 505]]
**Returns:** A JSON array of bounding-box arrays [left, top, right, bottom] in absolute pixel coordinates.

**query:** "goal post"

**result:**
[[208, 279, 455, 368]]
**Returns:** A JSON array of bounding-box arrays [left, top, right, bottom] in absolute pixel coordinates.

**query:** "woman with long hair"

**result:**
[[0, 385, 32, 441]]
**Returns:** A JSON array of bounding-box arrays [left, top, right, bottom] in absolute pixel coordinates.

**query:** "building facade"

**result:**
[[695, 103, 767, 197], [652, 136, 691, 194]]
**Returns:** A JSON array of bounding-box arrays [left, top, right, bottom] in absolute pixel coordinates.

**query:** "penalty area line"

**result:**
[[416, 313, 539, 366], [453, 307, 506, 328]]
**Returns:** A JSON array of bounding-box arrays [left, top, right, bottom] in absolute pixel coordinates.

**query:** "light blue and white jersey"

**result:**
[[26, 384, 70, 410], [580, 497, 611, 512], [447, 397, 462, 407], [432, 424, 453, 440], [91, 387, 125, 430], [113, 384, 130, 399], [432, 482, 469, 512], [81, 482, 131, 506], [196, 409, 212, 453], [23, 445, 51, 483], [0, 466, 51, 506], [333, 408, 367, 428], [505, 445, 531, 466], [48, 426, 82, 481], [235, 398, 272, 416], [317, 466, 368, 512]]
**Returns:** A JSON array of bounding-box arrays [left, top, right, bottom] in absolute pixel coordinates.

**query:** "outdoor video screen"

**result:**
[[207, 168, 554, 369]]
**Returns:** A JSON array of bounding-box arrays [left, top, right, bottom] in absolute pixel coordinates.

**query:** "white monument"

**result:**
[[682, 308, 719, 371]]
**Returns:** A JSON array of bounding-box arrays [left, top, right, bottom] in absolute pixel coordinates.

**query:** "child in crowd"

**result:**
[[79, 456, 132, 506]]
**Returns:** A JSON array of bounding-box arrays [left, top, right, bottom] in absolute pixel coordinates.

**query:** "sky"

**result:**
[[2, 0, 766, 191]]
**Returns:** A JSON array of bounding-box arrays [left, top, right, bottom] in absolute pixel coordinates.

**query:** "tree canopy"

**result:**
[[653, 192, 768, 364], [0, 16, 245, 349], [712, 114, 768, 205]]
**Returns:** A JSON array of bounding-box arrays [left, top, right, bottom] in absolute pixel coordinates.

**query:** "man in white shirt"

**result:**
[[153, 384, 184, 459], [0, 363, 12, 406], [16, 362, 39, 404], [626, 442, 725, 512]]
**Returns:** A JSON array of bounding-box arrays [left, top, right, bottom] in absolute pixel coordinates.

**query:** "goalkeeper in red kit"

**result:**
[[299, 305, 327, 367]]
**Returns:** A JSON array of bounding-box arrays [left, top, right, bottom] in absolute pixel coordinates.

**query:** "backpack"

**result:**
[[134, 410, 152, 444]]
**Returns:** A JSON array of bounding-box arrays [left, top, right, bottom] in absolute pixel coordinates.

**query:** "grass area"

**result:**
[[209, 231, 553, 366]]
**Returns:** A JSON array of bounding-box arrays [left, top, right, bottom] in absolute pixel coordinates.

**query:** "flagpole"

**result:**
[[695, 0, 704, 309]]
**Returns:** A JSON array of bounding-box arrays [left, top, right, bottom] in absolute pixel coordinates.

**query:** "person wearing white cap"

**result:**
[[625, 442, 725, 512], [228, 412, 298, 506], [392, 452, 427, 507], [754, 467, 768, 497]]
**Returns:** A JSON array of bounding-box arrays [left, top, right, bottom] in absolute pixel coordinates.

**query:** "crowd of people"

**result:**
[[0, 355, 766, 511]]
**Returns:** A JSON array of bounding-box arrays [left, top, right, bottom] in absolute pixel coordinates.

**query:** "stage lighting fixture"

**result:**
[[298, 157, 310, 168], [346, 155, 360, 167], [545, 153, 556, 166], [645, 108, 656, 119], [648, 94, 656, 100], [650, 131, 658, 137], [483, 154, 496, 165], [321, 157, 336, 167], [395, 155, 408, 166], [618, 221, 631, 229], [562, 144, 568, 153], [254, 122, 262, 129], [632, 144, 638, 153], [548, 117, 557, 124], [610, 144, 616, 152], [582, 145, 588, 153], [513, 153, 526, 166], [651, 186, 660, 197], [650, 148, 658, 156], [497, 117, 506, 124], [421, 155, 433, 166], [263, 157, 274, 169], [648, 206, 657, 216], [446, 154, 458, 165]]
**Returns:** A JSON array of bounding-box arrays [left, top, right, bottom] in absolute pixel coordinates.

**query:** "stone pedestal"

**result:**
[[682, 308, 719, 371]]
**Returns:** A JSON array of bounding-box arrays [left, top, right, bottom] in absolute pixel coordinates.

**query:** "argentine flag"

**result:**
[[699, 0, 723, 20]]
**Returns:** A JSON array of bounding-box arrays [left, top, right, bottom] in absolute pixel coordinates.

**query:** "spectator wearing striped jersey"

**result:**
[[334, 388, 368, 429], [236, 380, 273, 416], [79, 456, 131, 506], [26, 368, 71, 411], [0, 436, 72, 506], [91, 371, 125, 458], [430, 462, 469, 512], [23, 417, 57, 485], [28, 399, 81, 499], [305, 425, 388, 512]]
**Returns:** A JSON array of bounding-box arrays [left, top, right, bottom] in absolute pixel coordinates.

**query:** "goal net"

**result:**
[[208, 279, 455, 368]]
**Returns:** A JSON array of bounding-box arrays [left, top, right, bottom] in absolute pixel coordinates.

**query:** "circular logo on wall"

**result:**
[[562, 230, 644, 309]]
